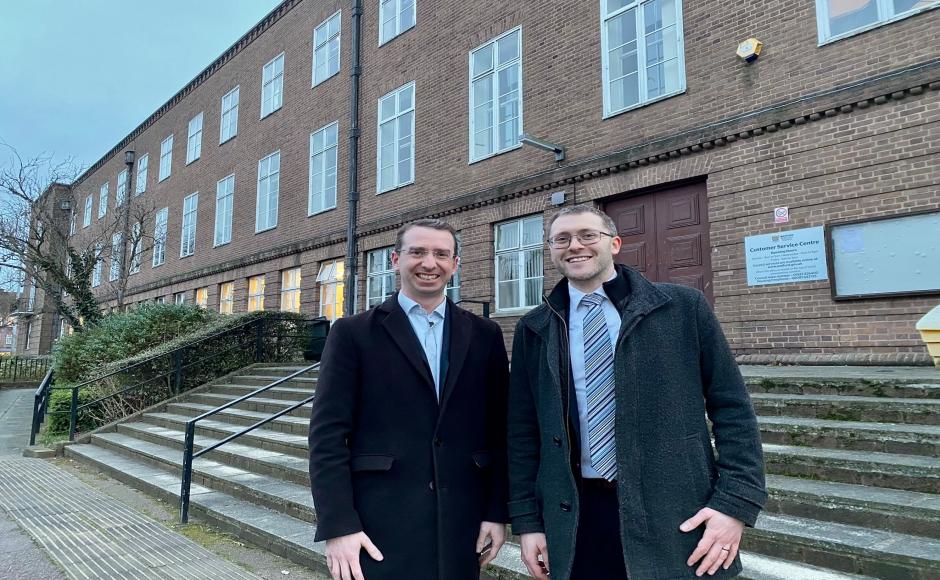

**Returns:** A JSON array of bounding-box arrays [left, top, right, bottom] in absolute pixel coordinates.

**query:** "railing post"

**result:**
[[180, 421, 196, 524], [68, 387, 78, 441], [482, 302, 490, 318], [13, 359, 18, 383], [254, 318, 265, 363], [30, 393, 40, 446], [172, 350, 183, 396]]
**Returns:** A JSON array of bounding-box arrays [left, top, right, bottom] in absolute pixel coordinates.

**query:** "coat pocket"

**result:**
[[471, 451, 491, 468], [350, 454, 395, 472]]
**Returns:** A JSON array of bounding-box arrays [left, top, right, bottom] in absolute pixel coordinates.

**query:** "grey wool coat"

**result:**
[[507, 265, 766, 580]]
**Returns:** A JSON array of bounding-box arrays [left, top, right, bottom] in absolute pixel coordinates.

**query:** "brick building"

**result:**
[[35, 0, 940, 362]]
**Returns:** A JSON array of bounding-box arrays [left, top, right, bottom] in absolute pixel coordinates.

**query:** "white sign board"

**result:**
[[745, 226, 828, 286]]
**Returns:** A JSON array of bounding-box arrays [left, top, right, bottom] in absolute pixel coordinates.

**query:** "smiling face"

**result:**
[[548, 212, 621, 292], [392, 226, 459, 305]]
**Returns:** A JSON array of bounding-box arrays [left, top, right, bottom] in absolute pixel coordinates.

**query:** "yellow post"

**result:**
[[916, 305, 940, 369]]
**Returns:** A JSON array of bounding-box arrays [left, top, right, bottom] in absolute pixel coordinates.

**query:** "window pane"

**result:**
[[522, 217, 543, 246], [606, 0, 633, 15], [380, 96, 396, 121], [399, 85, 414, 111], [497, 30, 520, 65], [893, 0, 935, 14], [498, 281, 518, 310], [525, 277, 542, 306], [496, 221, 520, 251], [472, 44, 494, 77], [400, 0, 415, 30], [524, 248, 543, 278], [828, 0, 879, 37], [497, 252, 520, 281]]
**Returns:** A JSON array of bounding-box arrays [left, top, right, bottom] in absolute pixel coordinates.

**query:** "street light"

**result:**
[[116, 149, 136, 310]]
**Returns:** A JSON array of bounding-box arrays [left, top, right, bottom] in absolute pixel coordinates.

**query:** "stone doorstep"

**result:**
[[64, 442, 873, 580], [750, 393, 940, 425], [757, 416, 940, 457], [165, 402, 310, 436], [139, 412, 308, 457]]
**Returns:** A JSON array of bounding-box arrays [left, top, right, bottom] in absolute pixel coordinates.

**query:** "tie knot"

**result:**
[[581, 293, 604, 309]]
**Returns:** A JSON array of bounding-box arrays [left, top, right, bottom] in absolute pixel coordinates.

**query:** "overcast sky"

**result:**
[[0, 0, 283, 171]]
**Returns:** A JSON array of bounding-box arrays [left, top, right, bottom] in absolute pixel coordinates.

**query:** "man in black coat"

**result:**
[[508, 205, 766, 580], [309, 219, 510, 580]]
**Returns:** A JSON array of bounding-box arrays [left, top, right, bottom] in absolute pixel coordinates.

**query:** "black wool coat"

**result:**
[[508, 265, 766, 580], [309, 294, 509, 580]]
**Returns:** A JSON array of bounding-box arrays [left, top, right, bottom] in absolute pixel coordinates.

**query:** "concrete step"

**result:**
[[63, 443, 866, 580], [745, 377, 940, 399], [97, 424, 309, 486], [758, 416, 940, 457], [748, 512, 940, 579], [245, 364, 317, 378], [165, 402, 310, 436], [187, 392, 312, 419], [225, 374, 318, 388], [141, 412, 308, 458], [763, 444, 940, 493], [750, 393, 940, 425], [765, 475, 940, 539], [209, 383, 315, 403]]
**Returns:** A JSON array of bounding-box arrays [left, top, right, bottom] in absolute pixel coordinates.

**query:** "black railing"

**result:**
[[29, 368, 55, 446], [179, 362, 320, 523], [457, 299, 491, 318], [37, 314, 313, 442], [1, 356, 52, 383]]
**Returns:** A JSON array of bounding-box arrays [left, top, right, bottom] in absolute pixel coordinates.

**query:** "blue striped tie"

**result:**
[[581, 293, 617, 481]]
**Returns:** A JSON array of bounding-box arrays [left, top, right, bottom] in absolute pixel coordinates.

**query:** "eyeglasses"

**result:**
[[402, 247, 455, 260], [547, 230, 614, 249]]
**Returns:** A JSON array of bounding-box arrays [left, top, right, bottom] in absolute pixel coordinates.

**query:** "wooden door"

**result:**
[[604, 182, 713, 303]]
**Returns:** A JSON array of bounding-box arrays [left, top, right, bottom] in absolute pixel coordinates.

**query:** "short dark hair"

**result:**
[[547, 204, 617, 237], [394, 219, 459, 256]]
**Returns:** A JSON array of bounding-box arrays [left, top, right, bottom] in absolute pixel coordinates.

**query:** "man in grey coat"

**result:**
[[507, 204, 766, 580]]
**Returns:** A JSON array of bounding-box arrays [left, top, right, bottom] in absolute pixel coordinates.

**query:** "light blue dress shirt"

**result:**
[[398, 292, 447, 397], [568, 278, 622, 479]]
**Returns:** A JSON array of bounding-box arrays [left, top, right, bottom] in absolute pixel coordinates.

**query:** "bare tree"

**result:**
[[0, 144, 156, 331]]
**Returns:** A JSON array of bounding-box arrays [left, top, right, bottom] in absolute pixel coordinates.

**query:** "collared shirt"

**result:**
[[568, 276, 622, 479], [398, 292, 447, 397]]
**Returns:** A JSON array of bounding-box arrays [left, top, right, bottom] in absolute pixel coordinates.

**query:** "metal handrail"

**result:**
[[29, 368, 55, 446], [179, 362, 319, 523]]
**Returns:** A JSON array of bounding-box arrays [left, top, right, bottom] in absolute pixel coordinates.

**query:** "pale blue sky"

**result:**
[[0, 0, 283, 171]]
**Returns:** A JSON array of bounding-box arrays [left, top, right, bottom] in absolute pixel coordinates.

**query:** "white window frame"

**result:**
[[313, 11, 342, 87], [98, 182, 109, 219], [256, 151, 280, 233], [376, 82, 415, 194], [159, 135, 173, 181], [600, 0, 687, 119], [109, 233, 122, 282], [366, 247, 395, 308], [135, 153, 149, 194], [116, 169, 128, 207], [280, 268, 302, 313], [494, 215, 544, 312], [261, 52, 285, 118], [195, 287, 208, 308], [186, 112, 203, 164], [180, 193, 198, 258], [83, 195, 93, 228], [92, 243, 103, 287], [317, 259, 345, 322], [219, 282, 235, 314], [248, 275, 266, 311], [174, 292, 187, 305], [446, 263, 461, 302], [214, 174, 234, 247], [309, 121, 339, 215], [129, 221, 142, 274], [379, 0, 416, 45], [220, 86, 240, 144], [815, 0, 940, 43], [152, 207, 168, 267], [469, 27, 523, 163]]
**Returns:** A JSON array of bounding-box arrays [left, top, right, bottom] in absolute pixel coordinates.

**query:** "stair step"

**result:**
[[188, 392, 312, 418], [758, 416, 940, 457], [763, 444, 940, 493], [165, 402, 309, 436], [100, 424, 309, 485], [765, 474, 940, 538], [209, 383, 315, 402], [63, 443, 863, 580], [748, 512, 940, 579], [744, 374, 940, 399], [142, 412, 308, 457], [750, 393, 940, 425], [226, 375, 318, 388], [247, 364, 317, 377]]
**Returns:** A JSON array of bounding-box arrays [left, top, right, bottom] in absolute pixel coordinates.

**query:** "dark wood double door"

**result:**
[[604, 182, 714, 303]]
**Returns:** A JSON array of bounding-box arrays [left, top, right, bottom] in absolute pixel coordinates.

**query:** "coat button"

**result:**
[[429, 481, 436, 491], [552, 435, 562, 447], [433, 437, 443, 447], [560, 501, 571, 512]]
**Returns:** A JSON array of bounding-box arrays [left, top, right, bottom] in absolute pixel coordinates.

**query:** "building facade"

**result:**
[[39, 0, 940, 362]]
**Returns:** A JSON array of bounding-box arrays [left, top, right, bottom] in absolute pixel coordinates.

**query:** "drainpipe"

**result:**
[[343, 0, 363, 317]]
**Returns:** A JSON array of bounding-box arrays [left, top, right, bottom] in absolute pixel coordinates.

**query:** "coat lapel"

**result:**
[[437, 301, 471, 418], [378, 295, 436, 396]]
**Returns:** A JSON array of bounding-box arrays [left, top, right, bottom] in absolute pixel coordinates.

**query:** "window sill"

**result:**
[[469, 142, 523, 165], [817, 5, 940, 45], [213, 240, 231, 249], [220, 135, 236, 146], [185, 157, 199, 166], [255, 225, 278, 234], [602, 88, 686, 120], [378, 23, 415, 48], [312, 71, 340, 89], [308, 205, 337, 218], [491, 306, 538, 318], [260, 106, 282, 121], [377, 179, 415, 195]]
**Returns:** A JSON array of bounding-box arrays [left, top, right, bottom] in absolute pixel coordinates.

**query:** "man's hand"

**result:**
[[476, 521, 507, 567], [325, 532, 384, 580], [680, 507, 744, 577], [520, 532, 550, 579]]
